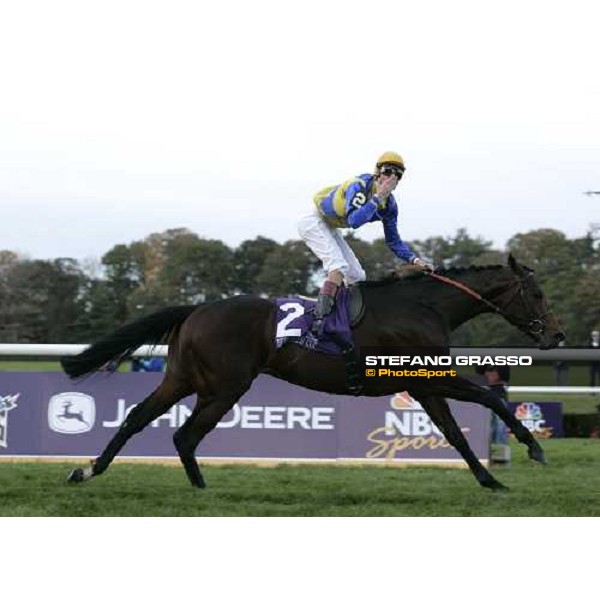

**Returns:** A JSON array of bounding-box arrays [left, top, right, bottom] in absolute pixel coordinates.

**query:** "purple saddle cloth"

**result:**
[[274, 287, 353, 355]]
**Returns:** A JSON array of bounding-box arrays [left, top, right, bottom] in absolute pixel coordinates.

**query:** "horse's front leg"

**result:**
[[433, 376, 545, 464], [418, 396, 508, 492]]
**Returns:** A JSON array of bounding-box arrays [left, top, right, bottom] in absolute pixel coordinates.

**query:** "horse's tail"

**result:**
[[61, 305, 197, 379]]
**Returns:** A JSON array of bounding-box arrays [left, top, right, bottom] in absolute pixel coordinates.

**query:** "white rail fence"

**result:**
[[0, 344, 598, 395], [0, 344, 168, 357]]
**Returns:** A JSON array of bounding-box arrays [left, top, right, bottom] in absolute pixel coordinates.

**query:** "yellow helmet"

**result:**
[[376, 151, 405, 170]]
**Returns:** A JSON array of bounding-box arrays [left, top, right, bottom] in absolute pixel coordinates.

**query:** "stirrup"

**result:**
[[311, 293, 335, 336], [310, 316, 324, 336]]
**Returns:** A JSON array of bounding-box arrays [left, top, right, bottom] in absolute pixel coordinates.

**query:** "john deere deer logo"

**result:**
[[57, 400, 90, 427], [48, 392, 95, 434]]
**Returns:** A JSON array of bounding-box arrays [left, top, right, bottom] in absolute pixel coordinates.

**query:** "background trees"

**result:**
[[1, 226, 598, 345], [0, 257, 84, 342]]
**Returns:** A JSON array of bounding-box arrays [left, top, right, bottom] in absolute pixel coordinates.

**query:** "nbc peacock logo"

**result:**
[[390, 391, 423, 411], [514, 401, 552, 437], [515, 402, 543, 421]]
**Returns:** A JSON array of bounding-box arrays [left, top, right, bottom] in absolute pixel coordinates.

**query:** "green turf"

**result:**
[[0, 361, 63, 371], [0, 360, 129, 372], [1, 439, 598, 516], [510, 393, 599, 414]]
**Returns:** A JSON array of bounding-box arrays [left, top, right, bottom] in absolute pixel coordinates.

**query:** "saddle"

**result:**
[[348, 284, 365, 328], [301, 284, 365, 328]]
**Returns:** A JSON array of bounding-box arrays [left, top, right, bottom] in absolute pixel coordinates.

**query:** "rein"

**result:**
[[427, 270, 548, 336], [428, 272, 502, 313]]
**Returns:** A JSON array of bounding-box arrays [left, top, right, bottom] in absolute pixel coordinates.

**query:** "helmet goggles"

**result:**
[[379, 164, 404, 180]]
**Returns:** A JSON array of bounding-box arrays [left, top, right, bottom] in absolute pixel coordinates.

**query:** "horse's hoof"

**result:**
[[528, 446, 546, 464], [482, 477, 509, 493], [66, 465, 94, 483], [66, 468, 85, 483], [491, 483, 510, 493]]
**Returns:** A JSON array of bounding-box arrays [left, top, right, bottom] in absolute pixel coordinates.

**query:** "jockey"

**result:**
[[298, 151, 433, 333]]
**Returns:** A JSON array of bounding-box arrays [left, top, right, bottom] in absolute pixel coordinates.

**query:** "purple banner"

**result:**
[[0, 373, 489, 463], [508, 401, 563, 438]]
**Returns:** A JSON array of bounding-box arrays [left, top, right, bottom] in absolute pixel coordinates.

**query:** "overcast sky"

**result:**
[[1, 0, 598, 261]]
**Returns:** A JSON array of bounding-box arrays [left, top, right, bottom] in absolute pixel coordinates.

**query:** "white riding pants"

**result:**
[[297, 211, 366, 284]]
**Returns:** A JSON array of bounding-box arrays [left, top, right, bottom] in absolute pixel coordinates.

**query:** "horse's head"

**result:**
[[498, 254, 565, 349]]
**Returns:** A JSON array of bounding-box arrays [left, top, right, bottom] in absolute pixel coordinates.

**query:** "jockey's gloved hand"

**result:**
[[413, 257, 434, 273], [375, 175, 397, 201]]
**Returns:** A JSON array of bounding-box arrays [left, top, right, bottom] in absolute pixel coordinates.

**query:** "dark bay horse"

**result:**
[[62, 255, 564, 491]]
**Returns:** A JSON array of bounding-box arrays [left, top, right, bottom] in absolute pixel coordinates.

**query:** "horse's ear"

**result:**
[[507, 253, 520, 273]]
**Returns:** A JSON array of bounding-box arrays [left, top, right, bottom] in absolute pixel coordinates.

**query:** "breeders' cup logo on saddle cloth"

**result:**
[[48, 392, 96, 434], [514, 402, 553, 438], [365, 391, 469, 459], [0, 393, 20, 449]]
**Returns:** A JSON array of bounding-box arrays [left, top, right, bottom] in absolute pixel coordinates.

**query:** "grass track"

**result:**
[[1, 439, 598, 516]]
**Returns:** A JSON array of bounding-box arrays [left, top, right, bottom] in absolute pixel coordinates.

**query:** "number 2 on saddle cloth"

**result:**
[[274, 288, 362, 394]]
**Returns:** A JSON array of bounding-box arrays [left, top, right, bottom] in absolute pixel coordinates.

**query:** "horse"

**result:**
[[61, 254, 564, 491]]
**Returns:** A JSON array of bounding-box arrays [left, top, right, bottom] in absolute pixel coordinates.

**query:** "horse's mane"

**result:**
[[358, 264, 506, 289]]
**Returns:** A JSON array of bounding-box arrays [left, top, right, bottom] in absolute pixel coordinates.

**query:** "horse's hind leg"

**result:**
[[67, 375, 191, 483], [418, 396, 508, 492], [173, 383, 252, 488]]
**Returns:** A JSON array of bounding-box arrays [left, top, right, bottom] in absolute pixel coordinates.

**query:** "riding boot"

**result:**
[[311, 281, 338, 336]]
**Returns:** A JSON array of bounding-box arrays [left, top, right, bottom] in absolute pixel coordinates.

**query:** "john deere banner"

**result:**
[[0, 373, 489, 463]]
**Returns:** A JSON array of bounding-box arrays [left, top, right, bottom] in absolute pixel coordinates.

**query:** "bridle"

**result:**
[[428, 270, 550, 338]]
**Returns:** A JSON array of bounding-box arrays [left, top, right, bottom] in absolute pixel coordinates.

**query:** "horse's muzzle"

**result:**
[[538, 331, 566, 350], [536, 312, 566, 350]]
